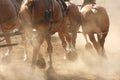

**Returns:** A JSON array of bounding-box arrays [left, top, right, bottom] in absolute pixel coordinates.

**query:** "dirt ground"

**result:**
[[0, 0, 120, 80]]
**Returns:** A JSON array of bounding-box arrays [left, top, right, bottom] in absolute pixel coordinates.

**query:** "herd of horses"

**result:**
[[0, 0, 109, 69]]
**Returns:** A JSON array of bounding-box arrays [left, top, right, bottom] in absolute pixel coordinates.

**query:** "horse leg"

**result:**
[[1, 36, 12, 62], [64, 32, 77, 60], [88, 33, 100, 54], [45, 32, 53, 68], [5, 36, 12, 56], [58, 32, 67, 59], [31, 34, 46, 69], [72, 32, 77, 48], [83, 32, 92, 49], [97, 32, 108, 56], [58, 32, 67, 51], [21, 33, 28, 61]]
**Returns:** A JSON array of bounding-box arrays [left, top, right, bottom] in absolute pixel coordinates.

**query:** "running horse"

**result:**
[[65, 1, 82, 48], [56, 1, 82, 60], [0, 0, 20, 57], [19, 0, 74, 68], [80, 0, 109, 56]]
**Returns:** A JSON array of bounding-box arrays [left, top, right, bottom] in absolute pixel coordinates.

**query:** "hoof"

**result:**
[[85, 43, 92, 49], [46, 67, 59, 80], [98, 49, 107, 58], [67, 51, 78, 61], [36, 57, 46, 69]]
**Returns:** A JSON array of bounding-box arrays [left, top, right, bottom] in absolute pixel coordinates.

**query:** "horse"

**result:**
[[19, 0, 75, 69], [65, 1, 82, 48], [0, 0, 21, 57], [55, 1, 82, 60], [80, 0, 109, 56]]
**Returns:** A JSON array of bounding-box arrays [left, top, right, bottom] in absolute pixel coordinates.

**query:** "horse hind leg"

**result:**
[[97, 31, 108, 56], [88, 33, 100, 54], [45, 32, 53, 68], [64, 32, 78, 60], [58, 32, 67, 59], [83, 33, 93, 49], [71, 32, 77, 48]]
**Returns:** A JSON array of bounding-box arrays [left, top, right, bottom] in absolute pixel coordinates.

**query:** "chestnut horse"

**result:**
[[0, 0, 20, 56], [55, 1, 82, 60], [80, 1, 109, 56], [19, 0, 74, 68], [65, 1, 82, 48]]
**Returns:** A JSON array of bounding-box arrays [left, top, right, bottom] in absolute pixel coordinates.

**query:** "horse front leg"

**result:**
[[31, 34, 46, 69], [5, 36, 12, 56], [45, 33, 53, 68], [1, 36, 12, 62], [21, 33, 28, 61]]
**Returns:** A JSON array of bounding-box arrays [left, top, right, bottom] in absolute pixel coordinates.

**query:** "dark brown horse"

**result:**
[[19, 0, 74, 68], [0, 0, 20, 57], [80, 0, 109, 56]]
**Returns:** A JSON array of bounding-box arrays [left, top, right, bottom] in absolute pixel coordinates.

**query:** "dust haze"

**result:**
[[0, 0, 120, 80]]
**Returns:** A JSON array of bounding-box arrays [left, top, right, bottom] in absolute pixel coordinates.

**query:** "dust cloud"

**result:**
[[0, 0, 120, 80]]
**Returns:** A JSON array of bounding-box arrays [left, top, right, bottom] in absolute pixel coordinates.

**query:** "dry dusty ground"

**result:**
[[0, 0, 120, 80]]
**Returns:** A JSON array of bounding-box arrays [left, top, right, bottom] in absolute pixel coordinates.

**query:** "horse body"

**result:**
[[81, 5, 109, 33], [81, 3, 109, 56]]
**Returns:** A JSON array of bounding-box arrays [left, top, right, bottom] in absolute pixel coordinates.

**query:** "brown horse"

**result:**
[[55, 1, 82, 60], [80, 1, 109, 56], [65, 1, 82, 48], [0, 0, 20, 57], [19, 0, 74, 68]]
